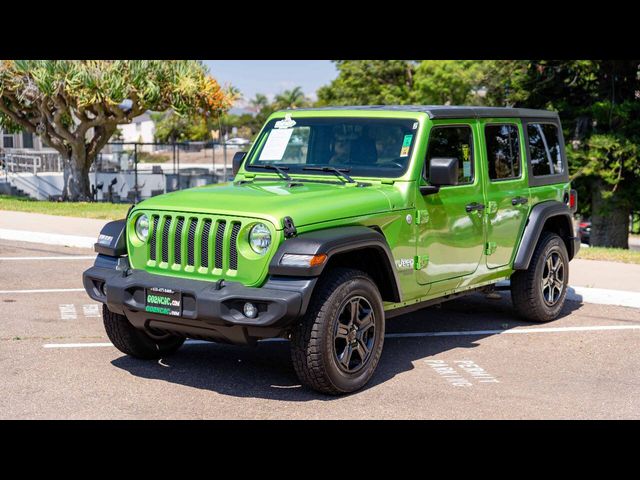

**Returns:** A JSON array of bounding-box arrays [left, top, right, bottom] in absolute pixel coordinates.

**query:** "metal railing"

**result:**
[[0, 141, 250, 203], [2, 149, 62, 173]]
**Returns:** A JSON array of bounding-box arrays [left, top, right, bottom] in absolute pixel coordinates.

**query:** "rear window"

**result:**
[[527, 123, 564, 176], [485, 124, 521, 181]]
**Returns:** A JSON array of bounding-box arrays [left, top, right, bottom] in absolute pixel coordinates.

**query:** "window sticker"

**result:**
[[259, 128, 294, 161], [412, 122, 419, 130], [461, 144, 470, 161], [274, 113, 296, 129], [400, 134, 413, 157], [463, 161, 471, 178]]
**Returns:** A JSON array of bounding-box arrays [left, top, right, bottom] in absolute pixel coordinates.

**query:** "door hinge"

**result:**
[[414, 255, 429, 270], [485, 242, 497, 255], [415, 210, 429, 224]]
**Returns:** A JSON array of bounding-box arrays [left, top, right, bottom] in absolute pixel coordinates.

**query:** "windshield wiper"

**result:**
[[302, 166, 355, 184], [250, 164, 292, 181]]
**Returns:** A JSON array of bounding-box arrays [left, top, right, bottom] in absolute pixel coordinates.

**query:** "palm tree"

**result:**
[[274, 87, 308, 110], [250, 93, 269, 113]]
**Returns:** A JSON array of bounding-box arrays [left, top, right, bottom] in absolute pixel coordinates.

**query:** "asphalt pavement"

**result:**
[[1, 237, 639, 419]]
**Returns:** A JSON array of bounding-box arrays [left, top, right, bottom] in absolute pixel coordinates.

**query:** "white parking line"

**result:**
[[0, 288, 85, 294], [0, 256, 95, 261], [386, 324, 640, 337], [42, 324, 640, 349]]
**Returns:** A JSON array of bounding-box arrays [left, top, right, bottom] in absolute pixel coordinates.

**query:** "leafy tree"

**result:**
[[274, 87, 309, 109], [412, 61, 490, 105], [0, 60, 232, 200], [152, 111, 215, 143], [249, 93, 270, 113], [484, 60, 640, 248], [316, 60, 415, 105]]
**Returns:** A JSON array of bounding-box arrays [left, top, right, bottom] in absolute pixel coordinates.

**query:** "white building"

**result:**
[[2, 112, 155, 152], [116, 113, 155, 150], [1, 128, 45, 150]]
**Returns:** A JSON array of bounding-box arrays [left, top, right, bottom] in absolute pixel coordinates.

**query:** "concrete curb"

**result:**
[[568, 286, 640, 310], [0, 228, 95, 249]]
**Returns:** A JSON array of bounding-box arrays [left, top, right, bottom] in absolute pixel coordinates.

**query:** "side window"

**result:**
[[527, 123, 564, 176], [485, 124, 521, 180], [425, 126, 474, 185]]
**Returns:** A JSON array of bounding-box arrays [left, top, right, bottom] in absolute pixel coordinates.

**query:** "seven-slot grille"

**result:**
[[148, 214, 242, 273]]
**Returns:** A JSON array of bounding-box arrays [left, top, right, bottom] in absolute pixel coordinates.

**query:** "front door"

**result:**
[[480, 121, 530, 269], [415, 122, 486, 285]]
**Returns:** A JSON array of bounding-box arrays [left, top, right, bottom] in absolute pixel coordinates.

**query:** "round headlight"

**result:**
[[249, 223, 271, 255], [135, 214, 149, 242]]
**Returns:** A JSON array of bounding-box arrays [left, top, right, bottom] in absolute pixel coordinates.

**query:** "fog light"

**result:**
[[243, 302, 258, 318]]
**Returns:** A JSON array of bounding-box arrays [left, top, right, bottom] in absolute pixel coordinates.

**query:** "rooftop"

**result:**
[[291, 105, 559, 119]]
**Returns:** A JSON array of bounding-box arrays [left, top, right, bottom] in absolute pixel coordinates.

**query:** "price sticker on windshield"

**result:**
[[259, 128, 294, 161], [400, 134, 413, 157]]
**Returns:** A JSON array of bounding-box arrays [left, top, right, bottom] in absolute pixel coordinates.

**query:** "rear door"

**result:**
[[480, 120, 530, 269]]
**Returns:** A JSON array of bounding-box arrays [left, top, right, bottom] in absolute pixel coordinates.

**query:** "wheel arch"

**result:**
[[268, 225, 402, 303], [513, 200, 578, 270]]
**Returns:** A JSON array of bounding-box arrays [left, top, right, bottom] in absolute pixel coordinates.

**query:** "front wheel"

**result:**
[[511, 232, 569, 322], [103, 305, 185, 359], [291, 268, 385, 395]]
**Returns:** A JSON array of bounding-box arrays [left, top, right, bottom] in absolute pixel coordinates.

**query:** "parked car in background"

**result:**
[[225, 137, 250, 146], [578, 220, 591, 245]]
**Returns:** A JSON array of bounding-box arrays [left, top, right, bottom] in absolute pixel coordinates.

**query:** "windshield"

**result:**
[[246, 116, 419, 178]]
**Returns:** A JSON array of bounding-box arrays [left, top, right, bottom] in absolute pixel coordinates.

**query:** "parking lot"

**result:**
[[1, 237, 639, 419]]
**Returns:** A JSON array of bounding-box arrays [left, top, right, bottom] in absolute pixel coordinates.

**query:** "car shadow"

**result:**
[[111, 291, 585, 401]]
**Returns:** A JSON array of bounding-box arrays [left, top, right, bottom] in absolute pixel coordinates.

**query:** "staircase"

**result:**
[[0, 179, 29, 198]]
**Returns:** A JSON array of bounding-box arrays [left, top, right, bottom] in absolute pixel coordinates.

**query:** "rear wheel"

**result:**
[[102, 305, 185, 359], [291, 268, 385, 395], [511, 232, 569, 322]]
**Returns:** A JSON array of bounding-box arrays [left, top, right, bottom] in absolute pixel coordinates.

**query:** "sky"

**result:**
[[202, 60, 338, 105]]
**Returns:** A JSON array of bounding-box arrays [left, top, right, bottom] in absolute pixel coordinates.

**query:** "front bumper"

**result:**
[[83, 255, 316, 344]]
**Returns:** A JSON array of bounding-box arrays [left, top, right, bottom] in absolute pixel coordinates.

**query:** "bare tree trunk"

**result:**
[[62, 149, 92, 201], [591, 180, 630, 248]]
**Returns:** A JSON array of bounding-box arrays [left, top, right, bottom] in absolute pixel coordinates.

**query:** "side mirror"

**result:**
[[420, 157, 459, 195], [232, 151, 247, 176]]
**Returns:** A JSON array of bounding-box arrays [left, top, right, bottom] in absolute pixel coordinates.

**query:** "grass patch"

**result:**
[[577, 246, 640, 265], [137, 151, 171, 163], [0, 195, 131, 220]]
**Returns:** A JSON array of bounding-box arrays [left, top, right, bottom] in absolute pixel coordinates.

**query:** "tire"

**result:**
[[102, 305, 185, 359], [291, 268, 385, 395], [511, 231, 569, 322]]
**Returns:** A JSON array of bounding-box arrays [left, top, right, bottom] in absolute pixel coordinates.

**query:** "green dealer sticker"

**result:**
[[145, 287, 182, 316], [402, 134, 413, 147]]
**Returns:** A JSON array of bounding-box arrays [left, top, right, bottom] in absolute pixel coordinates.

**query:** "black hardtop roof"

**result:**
[[290, 105, 559, 120]]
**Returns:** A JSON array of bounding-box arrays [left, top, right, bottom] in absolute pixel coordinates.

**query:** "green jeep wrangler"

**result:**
[[83, 106, 579, 394]]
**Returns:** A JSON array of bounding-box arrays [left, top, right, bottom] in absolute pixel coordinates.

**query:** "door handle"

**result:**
[[465, 202, 485, 213], [511, 196, 529, 206]]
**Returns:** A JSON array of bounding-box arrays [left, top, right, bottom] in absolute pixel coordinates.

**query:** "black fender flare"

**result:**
[[513, 200, 579, 270], [94, 219, 127, 257], [268, 225, 402, 302]]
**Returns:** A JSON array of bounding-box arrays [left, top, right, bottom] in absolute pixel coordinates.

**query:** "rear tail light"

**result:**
[[569, 189, 577, 213]]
